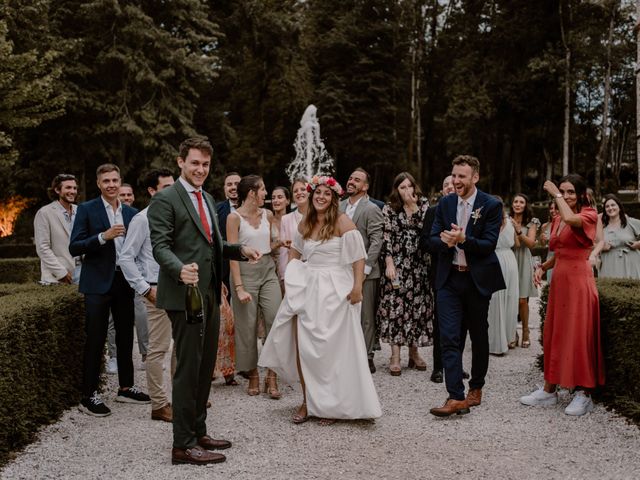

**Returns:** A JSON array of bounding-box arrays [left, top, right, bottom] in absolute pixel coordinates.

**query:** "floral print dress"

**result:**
[[377, 198, 434, 346]]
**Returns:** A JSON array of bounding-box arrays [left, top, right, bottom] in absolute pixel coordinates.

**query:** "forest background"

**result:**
[[1, 0, 638, 206]]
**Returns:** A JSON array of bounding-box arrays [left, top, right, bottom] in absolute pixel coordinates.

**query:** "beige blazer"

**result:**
[[33, 201, 78, 283]]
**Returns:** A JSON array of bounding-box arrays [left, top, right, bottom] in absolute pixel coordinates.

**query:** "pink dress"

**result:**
[[278, 210, 303, 281], [544, 207, 605, 388]]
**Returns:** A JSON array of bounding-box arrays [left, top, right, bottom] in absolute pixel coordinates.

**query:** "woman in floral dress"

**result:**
[[377, 172, 434, 376]]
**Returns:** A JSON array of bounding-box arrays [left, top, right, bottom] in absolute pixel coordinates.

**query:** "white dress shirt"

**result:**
[[98, 196, 124, 265], [345, 196, 363, 220], [179, 176, 213, 238], [454, 188, 478, 266], [119, 208, 159, 296]]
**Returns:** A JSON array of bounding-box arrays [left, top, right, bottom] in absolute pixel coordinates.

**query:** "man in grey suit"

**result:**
[[340, 168, 384, 373], [34, 174, 80, 285]]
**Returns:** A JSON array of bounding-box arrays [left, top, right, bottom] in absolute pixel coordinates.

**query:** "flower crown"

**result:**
[[306, 175, 344, 197]]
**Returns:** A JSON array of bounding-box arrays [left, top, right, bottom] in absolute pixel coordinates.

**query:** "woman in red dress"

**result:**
[[520, 174, 605, 416]]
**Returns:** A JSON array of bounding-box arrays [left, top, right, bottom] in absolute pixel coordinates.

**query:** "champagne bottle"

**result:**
[[185, 283, 205, 324]]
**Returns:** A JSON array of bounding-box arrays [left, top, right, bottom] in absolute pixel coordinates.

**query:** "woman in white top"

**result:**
[[259, 177, 382, 425], [227, 175, 283, 399], [270, 186, 291, 291], [278, 179, 309, 286]]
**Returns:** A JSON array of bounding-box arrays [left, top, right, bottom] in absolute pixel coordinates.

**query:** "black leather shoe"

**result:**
[[368, 358, 376, 374], [430, 369, 443, 383]]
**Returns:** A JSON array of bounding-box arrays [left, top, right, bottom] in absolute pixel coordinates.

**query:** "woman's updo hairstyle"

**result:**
[[237, 175, 263, 205]]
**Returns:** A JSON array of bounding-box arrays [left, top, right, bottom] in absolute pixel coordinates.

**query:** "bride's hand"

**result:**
[[347, 287, 363, 305]]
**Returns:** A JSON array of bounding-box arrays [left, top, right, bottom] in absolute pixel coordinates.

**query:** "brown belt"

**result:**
[[453, 265, 470, 272]]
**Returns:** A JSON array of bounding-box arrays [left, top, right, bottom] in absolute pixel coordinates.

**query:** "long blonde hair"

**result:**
[[300, 186, 340, 242]]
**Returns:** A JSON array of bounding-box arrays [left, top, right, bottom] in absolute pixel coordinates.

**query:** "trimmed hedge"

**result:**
[[538, 278, 640, 425], [0, 244, 37, 259], [0, 258, 40, 284], [0, 283, 84, 466]]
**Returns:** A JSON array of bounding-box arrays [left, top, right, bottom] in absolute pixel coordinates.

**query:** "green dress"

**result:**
[[512, 218, 540, 298], [599, 217, 640, 280]]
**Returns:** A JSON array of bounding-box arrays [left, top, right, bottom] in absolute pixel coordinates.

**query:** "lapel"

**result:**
[[352, 196, 369, 226], [204, 191, 223, 251], [339, 199, 347, 213], [466, 190, 486, 235], [95, 197, 111, 231], [51, 201, 72, 236], [447, 194, 458, 228], [175, 180, 211, 243]]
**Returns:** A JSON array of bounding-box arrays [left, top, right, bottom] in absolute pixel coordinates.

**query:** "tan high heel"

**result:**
[[292, 403, 308, 424], [264, 370, 282, 399], [247, 373, 260, 396], [408, 346, 427, 371]]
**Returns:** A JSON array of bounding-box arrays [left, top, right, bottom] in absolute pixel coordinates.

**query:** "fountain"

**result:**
[[286, 105, 335, 182]]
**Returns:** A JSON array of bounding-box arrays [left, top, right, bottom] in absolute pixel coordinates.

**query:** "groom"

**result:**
[[429, 155, 505, 416]]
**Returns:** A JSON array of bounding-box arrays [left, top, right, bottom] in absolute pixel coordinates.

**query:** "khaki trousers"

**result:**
[[141, 296, 176, 410], [232, 256, 281, 372]]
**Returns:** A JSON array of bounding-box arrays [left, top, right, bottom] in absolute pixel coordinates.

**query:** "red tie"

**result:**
[[194, 191, 212, 243]]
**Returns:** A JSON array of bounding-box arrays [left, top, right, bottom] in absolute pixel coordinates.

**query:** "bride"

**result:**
[[259, 176, 382, 424]]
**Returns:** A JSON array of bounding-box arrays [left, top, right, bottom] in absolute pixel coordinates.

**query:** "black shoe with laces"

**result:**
[[116, 385, 151, 404], [79, 391, 112, 417], [430, 369, 443, 383]]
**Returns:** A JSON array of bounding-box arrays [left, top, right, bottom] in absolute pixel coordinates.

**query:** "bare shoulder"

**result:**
[[265, 209, 274, 220], [337, 213, 356, 235]]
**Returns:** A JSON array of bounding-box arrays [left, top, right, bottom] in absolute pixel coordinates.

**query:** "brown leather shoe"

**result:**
[[151, 404, 172, 422], [467, 388, 482, 407], [171, 446, 226, 465], [198, 435, 232, 450], [430, 398, 470, 417]]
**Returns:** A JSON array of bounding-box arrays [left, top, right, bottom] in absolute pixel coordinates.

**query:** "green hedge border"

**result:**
[[0, 283, 85, 466], [538, 278, 640, 425], [0, 258, 41, 284]]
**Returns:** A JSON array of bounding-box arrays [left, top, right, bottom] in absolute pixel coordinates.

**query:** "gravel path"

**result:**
[[3, 299, 640, 480]]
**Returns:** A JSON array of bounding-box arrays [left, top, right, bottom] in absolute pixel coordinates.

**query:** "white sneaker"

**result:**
[[520, 386, 558, 407], [564, 391, 594, 416], [106, 357, 118, 375]]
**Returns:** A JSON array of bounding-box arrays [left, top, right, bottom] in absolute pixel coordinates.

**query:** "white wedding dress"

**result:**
[[258, 229, 382, 420]]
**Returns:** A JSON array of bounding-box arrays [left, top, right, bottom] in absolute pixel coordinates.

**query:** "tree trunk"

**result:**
[[595, 4, 616, 198], [636, 0, 640, 199], [560, 0, 572, 176]]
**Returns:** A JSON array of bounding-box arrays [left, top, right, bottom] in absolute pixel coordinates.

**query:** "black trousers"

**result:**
[[436, 270, 490, 400], [168, 288, 219, 449], [82, 271, 135, 397]]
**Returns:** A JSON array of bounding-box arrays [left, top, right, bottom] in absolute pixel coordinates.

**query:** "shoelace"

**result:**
[[127, 386, 142, 395], [89, 391, 104, 406]]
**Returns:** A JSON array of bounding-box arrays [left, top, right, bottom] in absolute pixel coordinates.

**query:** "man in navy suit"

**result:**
[[429, 155, 505, 416], [70, 163, 150, 417]]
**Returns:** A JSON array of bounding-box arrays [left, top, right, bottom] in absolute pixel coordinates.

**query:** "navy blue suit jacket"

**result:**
[[429, 190, 505, 297], [215, 199, 232, 241], [69, 197, 138, 295]]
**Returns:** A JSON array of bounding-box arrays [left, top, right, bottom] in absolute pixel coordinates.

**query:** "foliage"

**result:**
[[0, 258, 39, 281], [0, 283, 85, 466], [0, 0, 637, 204]]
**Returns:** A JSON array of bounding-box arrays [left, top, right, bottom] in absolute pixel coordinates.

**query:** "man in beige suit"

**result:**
[[340, 168, 384, 373], [34, 174, 80, 284]]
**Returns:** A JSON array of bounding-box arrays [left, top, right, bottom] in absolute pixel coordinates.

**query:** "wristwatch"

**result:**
[[555, 193, 562, 199]]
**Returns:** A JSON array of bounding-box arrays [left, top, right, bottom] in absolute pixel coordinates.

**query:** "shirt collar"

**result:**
[[458, 188, 478, 209], [179, 175, 201, 193], [348, 194, 366, 208], [101, 196, 122, 212]]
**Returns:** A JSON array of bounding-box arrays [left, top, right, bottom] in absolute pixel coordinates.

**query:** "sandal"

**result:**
[[389, 355, 401, 376], [292, 403, 308, 424], [521, 331, 530, 348], [264, 371, 282, 400], [224, 375, 239, 386], [247, 374, 260, 396], [508, 332, 520, 349], [408, 347, 427, 371], [319, 418, 336, 426]]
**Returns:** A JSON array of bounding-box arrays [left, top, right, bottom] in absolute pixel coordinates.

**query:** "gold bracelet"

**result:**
[[235, 284, 244, 290]]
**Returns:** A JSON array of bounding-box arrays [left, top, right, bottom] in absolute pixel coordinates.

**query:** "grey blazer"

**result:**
[[33, 201, 78, 283], [340, 196, 384, 279]]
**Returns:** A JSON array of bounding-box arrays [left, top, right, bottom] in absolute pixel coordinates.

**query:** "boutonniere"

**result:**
[[471, 206, 484, 225]]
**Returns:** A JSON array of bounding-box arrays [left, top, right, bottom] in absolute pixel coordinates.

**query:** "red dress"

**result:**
[[544, 207, 605, 388]]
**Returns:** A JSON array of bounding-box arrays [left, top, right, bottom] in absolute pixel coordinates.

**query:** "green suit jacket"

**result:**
[[148, 179, 245, 311]]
